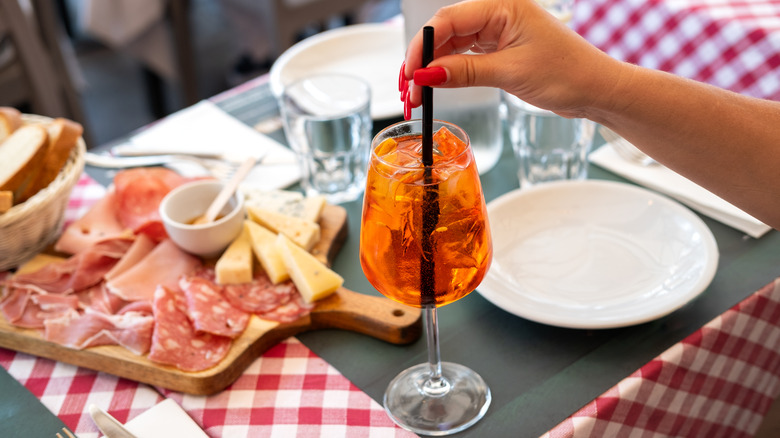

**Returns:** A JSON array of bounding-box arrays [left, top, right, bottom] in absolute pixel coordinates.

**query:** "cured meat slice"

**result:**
[[0, 286, 79, 329], [148, 286, 231, 372], [54, 189, 130, 255], [113, 168, 189, 241], [104, 233, 156, 280], [257, 292, 315, 323], [10, 238, 133, 294], [222, 270, 298, 313], [191, 267, 313, 323], [76, 283, 129, 315], [44, 308, 154, 355], [106, 239, 201, 302], [179, 276, 249, 338]]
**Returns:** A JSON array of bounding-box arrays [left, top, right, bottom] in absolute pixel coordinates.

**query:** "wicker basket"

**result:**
[[0, 114, 86, 271]]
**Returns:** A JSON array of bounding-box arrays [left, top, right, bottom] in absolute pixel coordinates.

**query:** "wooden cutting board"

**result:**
[[0, 204, 422, 395]]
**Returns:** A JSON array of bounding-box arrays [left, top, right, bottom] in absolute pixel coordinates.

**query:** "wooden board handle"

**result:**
[[312, 288, 422, 345]]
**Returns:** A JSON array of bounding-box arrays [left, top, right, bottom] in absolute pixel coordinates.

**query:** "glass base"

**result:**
[[383, 361, 491, 436]]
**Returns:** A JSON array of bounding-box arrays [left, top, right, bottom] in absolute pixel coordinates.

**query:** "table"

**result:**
[[4, 72, 780, 437], [206, 76, 780, 436]]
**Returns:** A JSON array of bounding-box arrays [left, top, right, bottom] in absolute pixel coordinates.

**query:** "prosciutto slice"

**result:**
[[54, 190, 130, 255], [148, 286, 231, 372], [104, 233, 156, 281], [0, 286, 80, 329], [10, 238, 133, 294], [106, 239, 200, 302], [44, 308, 154, 355], [113, 168, 189, 241], [76, 283, 129, 315], [179, 276, 249, 338]]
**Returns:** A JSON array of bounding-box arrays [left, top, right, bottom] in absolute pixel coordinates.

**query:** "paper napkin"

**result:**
[[590, 143, 772, 238], [123, 399, 208, 438], [121, 100, 300, 190]]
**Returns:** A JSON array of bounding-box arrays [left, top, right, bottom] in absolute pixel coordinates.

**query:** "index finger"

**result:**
[[403, 2, 499, 78]]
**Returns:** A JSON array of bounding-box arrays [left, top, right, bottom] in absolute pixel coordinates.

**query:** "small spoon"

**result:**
[[193, 156, 256, 225]]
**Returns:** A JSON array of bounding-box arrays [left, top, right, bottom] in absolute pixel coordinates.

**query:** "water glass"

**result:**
[[504, 92, 595, 189], [279, 74, 372, 204]]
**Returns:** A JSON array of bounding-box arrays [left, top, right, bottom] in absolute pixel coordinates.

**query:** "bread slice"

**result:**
[[0, 107, 22, 143], [0, 125, 49, 195], [16, 118, 83, 202]]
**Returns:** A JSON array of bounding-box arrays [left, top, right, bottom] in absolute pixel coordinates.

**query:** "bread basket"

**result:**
[[0, 114, 86, 271]]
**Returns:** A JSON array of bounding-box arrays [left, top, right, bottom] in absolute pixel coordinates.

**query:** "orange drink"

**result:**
[[360, 121, 492, 308]]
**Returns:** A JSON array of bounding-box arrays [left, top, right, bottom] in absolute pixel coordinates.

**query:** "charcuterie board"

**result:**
[[0, 204, 422, 395]]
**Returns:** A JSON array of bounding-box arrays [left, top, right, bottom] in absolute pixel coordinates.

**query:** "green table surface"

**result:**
[[80, 80, 780, 437]]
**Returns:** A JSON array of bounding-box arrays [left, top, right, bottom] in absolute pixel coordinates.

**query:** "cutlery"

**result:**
[[599, 126, 657, 166], [89, 404, 138, 438], [85, 152, 251, 181], [55, 427, 77, 438], [110, 144, 226, 160]]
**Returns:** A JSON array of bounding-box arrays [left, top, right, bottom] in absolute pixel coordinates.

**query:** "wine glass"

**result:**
[[359, 119, 493, 435]]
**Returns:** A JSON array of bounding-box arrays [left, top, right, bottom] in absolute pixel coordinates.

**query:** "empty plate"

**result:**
[[478, 180, 719, 329]]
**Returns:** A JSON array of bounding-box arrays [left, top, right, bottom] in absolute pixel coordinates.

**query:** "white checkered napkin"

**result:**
[[572, 0, 780, 100], [543, 278, 780, 438]]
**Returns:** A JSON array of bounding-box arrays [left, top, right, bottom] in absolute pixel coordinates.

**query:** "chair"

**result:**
[[0, 0, 92, 145]]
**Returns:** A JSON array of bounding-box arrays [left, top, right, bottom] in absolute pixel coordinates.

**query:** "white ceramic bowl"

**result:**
[[159, 180, 245, 258]]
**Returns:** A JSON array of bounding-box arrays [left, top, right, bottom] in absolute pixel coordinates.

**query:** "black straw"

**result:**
[[420, 26, 438, 307], [422, 26, 434, 166]]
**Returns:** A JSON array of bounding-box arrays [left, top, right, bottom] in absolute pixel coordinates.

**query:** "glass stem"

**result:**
[[423, 305, 448, 395]]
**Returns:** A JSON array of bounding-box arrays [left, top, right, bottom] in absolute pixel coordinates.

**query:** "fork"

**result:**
[[85, 152, 247, 181], [55, 427, 77, 438], [599, 126, 657, 166]]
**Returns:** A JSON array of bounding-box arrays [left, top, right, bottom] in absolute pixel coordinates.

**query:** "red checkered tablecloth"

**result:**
[[0, 174, 416, 438], [544, 278, 780, 437], [572, 0, 780, 101]]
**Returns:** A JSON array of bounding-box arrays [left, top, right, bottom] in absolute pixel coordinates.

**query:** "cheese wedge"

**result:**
[[247, 206, 321, 251], [276, 234, 343, 303], [215, 226, 253, 284], [243, 189, 326, 223], [245, 220, 289, 284]]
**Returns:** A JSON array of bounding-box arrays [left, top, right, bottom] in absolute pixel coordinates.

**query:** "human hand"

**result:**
[[400, 0, 622, 119]]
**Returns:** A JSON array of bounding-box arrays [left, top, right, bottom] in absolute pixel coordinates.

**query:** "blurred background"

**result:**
[[0, 0, 400, 147]]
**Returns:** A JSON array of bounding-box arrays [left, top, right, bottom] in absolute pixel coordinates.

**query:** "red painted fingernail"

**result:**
[[403, 94, 411, 120], [398, 62, 406, 92], [400, 85, 408, 103], [414, 67, 447, 86]]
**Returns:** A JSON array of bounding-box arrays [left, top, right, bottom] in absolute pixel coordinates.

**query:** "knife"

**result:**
[[89, 404, 139, 438]]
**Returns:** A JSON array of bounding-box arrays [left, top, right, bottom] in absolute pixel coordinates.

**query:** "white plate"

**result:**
[[479, 180, 719, 329], [270, 22, 405, 120]]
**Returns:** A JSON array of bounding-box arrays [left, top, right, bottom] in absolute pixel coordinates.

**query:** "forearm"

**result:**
[[588, 63, 780, 229]]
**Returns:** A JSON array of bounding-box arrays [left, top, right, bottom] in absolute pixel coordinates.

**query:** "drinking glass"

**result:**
[[359, 119, 493, 435], [279, 73, 372, 204]]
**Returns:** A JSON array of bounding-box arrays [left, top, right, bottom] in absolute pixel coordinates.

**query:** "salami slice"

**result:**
[[222, 270, 297, 313], [113, 168, 190, 241], [179, 275, 249, 338], [257, 292, 315, 323], [148, 286, 231, 372]]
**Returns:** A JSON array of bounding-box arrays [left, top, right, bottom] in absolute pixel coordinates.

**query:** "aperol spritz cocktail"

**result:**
[[360, 120, 493, 435]]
